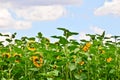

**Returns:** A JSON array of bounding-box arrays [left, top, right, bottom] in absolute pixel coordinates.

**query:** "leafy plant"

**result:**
[[0, 28, 119, 80]]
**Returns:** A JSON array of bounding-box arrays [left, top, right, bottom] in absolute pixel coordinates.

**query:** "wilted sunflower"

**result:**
[[13, 53, 22, 63], [27, 40, 36, 51], [32, 56, 43, 68], [2, 53, 11, 58]]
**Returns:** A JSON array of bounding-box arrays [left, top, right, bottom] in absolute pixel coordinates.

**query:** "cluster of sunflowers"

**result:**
[[0, 28, 119, 80], [2, 53, 21, 63]]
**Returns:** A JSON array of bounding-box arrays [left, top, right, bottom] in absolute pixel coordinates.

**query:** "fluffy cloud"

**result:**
[[1, 0, 82, 7], [0, 0, 82, 30], [79, 26, 104, 40], [79, 32, 90, 40], [14, 6, 66, 21], [0, 8, 32, 30], [90, 26, 104, 34], [94, 0, 120, 16], [0, 8, 14, 29], [90, 26, 114, 42]]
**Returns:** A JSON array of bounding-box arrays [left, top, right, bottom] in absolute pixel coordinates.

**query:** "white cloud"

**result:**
[[0, 8, 32, 30], [1, 0, 82, 7], [14, 6, 66, 21], [89, 26, 115, 42], [79, 26, 111, 41], [90, 26, 104, 34], [14, 21, 32, 30], [94, 0, 120, 16], [0, 8, 14, 29], [79, 32, 90, 40], [0, 0, 82, 30]]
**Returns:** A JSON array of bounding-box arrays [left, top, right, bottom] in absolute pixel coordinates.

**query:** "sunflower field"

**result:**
[[0, 28, 120, 80]]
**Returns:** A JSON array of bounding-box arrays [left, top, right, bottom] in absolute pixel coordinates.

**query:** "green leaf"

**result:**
[[21, 37, 28, 41], [52, 70, 59, 76], [104, 37, 111, 39], [37, 32, 43, 38], [109, 69, 115, 74], [74, 74, 81, 79], [1, 78, 6, 80], [3, 34, 9, 37], [68, 63, 76, 71], [111, 36, 120, 38], [57, 27, 78, 38], [6, 38, 12, 42], [101, 31, 105, 38], [80, 39, 87, 42], [47, 70, 59, 77], [47, 78, 53, 80], [59, 37, 68, 45], [29, 68, 39, 71], [28, 37, 35, 41], [0, 33, 3, 36], [51, 36, 61, 39], [12, 32, 17, 38], [57, 27, 69, 32], [86, 34, 96, 40]]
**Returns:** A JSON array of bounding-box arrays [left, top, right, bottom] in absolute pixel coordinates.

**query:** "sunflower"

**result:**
[[85, 42, 91, 48], [45, 38, 50, 44], [56, 56, 60, 60], [78, 61, 85, 66], [106, 57, 112, 63], [32, 56, 43, 67], [13, 53, 22, 63], [101, 50, 105, 54], [2, 53, 11, 58], [27, 40, 36, 51], [82, 42, 91, 52], [78, 70, 82, 74], [53, 65, 57, 69], [54, 42, 59, 46], [82, 46, 89, 52]]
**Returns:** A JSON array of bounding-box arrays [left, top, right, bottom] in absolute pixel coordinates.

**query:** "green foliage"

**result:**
[[0, 28, 120, 80]]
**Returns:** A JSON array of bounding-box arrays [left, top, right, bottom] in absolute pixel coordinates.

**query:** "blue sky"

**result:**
[[0, 0, 120, 41]]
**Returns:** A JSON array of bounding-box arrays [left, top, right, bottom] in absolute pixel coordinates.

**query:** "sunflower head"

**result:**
[[73, 55, 77, 59], [85, 42, 91, 48], [2, 53, 11, 58], [14, 53, 22, 57], [56, 56, 60, 60], [45, 38, 50, 43], [13, 53, 22, 63], [78, 70, 82, 74], [101, 50, 105, 54], [53, 65, 57, 69], [27, 40, 36, 51], [82, 46, 89, 52], [78, 61, 85, 66], [107, 57, 112, 63], [54, 42, 59, 46], [31, 56, 43, 68]]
